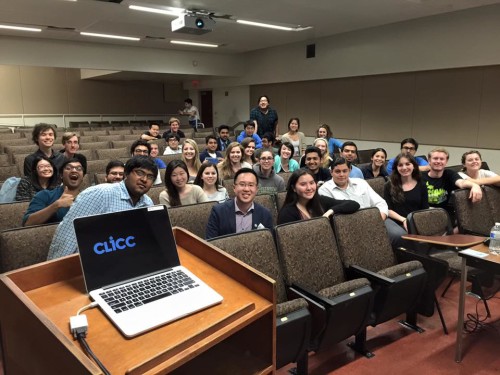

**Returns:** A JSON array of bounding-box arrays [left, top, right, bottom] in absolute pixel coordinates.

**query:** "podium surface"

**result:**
[[0, 228, 276, 374]]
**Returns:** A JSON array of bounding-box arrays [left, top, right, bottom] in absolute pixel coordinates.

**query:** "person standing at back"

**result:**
[[250, 95, 279, 138], [179, 98, 200, 132], [24, 123, 65, 179]]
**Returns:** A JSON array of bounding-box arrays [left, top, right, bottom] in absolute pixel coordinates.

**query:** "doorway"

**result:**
[[200, 90, 213, 128]]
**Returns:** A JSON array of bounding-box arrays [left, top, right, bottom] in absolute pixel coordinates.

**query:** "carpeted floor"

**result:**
[[278, 279, 500, 375]]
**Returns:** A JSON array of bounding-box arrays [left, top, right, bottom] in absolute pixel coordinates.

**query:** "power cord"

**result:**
[[70, 302, 111, 375], [464, 294, 500, 334]]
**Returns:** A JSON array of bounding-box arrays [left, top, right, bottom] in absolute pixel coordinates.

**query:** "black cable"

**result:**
[[77, 333, 112, 375], [463, 295, 500, 334]]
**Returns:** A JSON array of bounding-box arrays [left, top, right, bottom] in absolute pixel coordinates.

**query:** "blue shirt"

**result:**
[[154, 157, 166, 169], [47, 181, 153, 260], [236, 131, 263, 149], [386, 156, 429, 174], [22, 185, 67, 226], [328, 138, 343, 156], [350, 165, 364, 179]]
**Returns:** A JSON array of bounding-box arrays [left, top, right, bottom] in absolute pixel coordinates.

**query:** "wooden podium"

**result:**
[[0, 228, 276, 374]]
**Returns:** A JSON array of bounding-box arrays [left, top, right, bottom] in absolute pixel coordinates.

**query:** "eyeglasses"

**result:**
[[134, 148, 149, 155], [37, 165, 53, 170], [402, 147, 416, 151], [133, 169, 155, 181], [235, 182, 257, 188], [64, 165, 83, 172], [260, 157, 273, 161]]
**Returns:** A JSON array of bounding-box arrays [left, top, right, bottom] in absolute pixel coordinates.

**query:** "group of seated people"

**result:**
[[8, 119, 498, 263]]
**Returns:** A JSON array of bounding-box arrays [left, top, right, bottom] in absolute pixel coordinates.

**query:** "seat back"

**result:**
[[95, 148, 129, 160], [222, 178, 235, 198], [146, 186, 164, 205], [332, 208, 396, 272], [209, 229, 288, 304], [407, 208, 453, 236], [0, 201, 30, 231], [86, 159, 112, 179], [168, 201, 218, 239], [275, 217, 347, 293], [453, 188, 494, 236], [0, 223, 58, 272], [279, 172, 292, 188], [254, 194, 278, 227], [94, 173, 107, 185], [366, 177, 386, 197], [484, 186, 500, 223], [276, 191, 287, 211]]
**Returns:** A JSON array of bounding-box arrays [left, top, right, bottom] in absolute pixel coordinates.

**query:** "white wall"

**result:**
[[212, 86, 250, 127]]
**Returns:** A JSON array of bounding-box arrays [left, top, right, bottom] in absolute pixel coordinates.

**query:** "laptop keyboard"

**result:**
[[99, 269, 199, 314]]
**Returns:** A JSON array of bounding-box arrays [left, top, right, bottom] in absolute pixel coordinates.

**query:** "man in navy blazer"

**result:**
[[206, 168, 273, 239]]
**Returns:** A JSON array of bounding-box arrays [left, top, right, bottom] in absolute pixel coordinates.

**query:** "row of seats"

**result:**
[[0, 205, 439, 373], [208, 209, 442, 372]]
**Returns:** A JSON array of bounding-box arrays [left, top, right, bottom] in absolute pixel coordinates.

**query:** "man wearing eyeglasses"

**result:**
[[23, 154, 87, 227], [386, 138, 430, 174], [105, 160, 125, 183], [47, 156, 158, 260], [253, 150, 285, 195], [206, 168, 273, 240]]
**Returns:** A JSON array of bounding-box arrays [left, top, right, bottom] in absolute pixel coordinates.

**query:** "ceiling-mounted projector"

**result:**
[[171, 14, 215, 35]]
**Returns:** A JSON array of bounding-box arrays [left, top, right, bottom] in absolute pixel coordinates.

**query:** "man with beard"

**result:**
[[47, 156, 157, 260], [22, 154, 87, 226], [105, 160, 125, 183]]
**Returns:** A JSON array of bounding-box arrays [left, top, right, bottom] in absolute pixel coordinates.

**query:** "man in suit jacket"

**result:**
[[216, 125, 231, 152], [206, 168, 273, 239]]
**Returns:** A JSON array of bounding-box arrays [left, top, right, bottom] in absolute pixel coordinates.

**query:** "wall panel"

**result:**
[[0, 66, 23, 114]]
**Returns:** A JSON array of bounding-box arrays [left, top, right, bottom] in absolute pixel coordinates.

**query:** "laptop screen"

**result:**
[[75, 205, 180, 292]]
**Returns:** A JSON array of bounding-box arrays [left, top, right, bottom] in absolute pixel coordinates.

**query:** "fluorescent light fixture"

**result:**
[[236, 19, 294, 31], [0, 24, 42, 32], [80, 32, 140, 41], [129, 5, 184, 16], [170, 40, 218, 48]]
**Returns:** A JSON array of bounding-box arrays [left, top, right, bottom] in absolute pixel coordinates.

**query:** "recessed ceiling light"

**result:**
[[170, 40, 218, 48], [80, 32, 140, 41], [0, 24, 42, 32], [129, 5, 185, 16]]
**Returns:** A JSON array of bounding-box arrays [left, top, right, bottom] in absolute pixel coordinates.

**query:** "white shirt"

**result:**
[[458, 169, 497, 180], [318, 178, 388, 215], [163, 147, 182, 155]]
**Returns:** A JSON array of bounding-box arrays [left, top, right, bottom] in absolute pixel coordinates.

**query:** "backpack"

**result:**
[[0, 177, 21, 203]]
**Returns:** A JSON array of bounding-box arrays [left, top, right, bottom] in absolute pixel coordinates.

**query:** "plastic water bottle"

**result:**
[[489, 222, 500, 255]]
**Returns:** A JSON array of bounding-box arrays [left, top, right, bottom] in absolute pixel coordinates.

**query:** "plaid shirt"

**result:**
[[47, 181, 153, 260], [250, 107, 278, 137]]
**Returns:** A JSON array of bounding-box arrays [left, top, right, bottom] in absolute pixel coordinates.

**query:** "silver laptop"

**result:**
[[74, 205, 223, 338]]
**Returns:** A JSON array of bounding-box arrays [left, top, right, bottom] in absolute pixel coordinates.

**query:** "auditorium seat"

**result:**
[[168, 201, 217, 239], [95, 148, 129, 160], [0, 200, 30, 231]]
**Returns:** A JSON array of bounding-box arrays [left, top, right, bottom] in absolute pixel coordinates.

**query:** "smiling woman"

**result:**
[[458, 150, 500, 187], [159, 159, 208, 207]]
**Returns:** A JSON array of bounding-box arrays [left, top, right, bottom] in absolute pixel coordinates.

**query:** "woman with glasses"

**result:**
[[193, 163, 229, 203], [458, 150, 500, 187], [159, 160, 208, 208], [241, 137, 257, 166], [274, 141, 300, 173], [181, 139, 202, 183], [253, 149, 286, 195], [217, 142, 252, 181], [15, 156, 59, 201], [278, 169, 359, 224]]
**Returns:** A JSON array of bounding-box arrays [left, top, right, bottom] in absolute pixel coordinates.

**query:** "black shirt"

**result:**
[[383, 180, 429, 218]]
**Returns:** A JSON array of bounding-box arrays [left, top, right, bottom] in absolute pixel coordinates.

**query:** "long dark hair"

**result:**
[[193, 163, 223, 191], [389, 153, 420, 203], [282, 169, 324, 217], [164, 160, 189, 207], [31, 155, 59, 189], [241, 137, 257, 164]]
